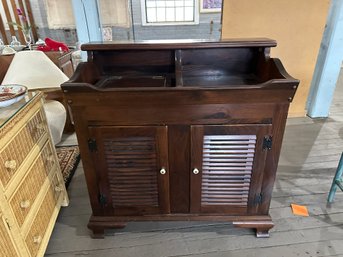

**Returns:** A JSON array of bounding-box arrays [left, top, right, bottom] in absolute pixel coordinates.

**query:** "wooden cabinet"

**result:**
[[0, 92, 68, 257], [62, 38, 299, 238]]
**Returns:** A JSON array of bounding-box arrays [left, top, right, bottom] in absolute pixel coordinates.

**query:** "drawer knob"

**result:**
[[36, 123, 44, 130], [20, 200, 31, 209], [47, 154, 54, 162], [160, 168, 166, 175], [193, 168, 200, 175], [33, 235, 42, 244], [5, 160, 17, 170], [46, 154, 55, 164], [55, 186, 63, 192]]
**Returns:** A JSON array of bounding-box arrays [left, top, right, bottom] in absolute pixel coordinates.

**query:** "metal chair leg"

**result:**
[[328, 152, 343, 203]]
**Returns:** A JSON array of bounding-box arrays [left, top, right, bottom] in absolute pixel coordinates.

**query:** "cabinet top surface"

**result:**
[[81, 38, 277, 51], [0, 91, 40, 128]]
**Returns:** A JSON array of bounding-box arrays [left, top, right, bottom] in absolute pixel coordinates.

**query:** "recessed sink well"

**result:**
[[65, 39, 295, 91], [95, 75, 170, 88], [93, 72, 267, 89], [75, 41, 286, 90]]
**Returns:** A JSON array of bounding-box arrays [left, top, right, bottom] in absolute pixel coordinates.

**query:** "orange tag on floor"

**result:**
[[291, 204, 309, 217]]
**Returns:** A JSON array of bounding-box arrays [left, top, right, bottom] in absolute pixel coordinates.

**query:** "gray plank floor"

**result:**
[[46, 71, 343, 257]]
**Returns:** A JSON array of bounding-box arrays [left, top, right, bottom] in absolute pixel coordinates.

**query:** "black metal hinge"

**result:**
[[88, 139, 97, 152], [263, 136, 273, 150], [254, 193, 263, 205], [99, 194, 107, 206]]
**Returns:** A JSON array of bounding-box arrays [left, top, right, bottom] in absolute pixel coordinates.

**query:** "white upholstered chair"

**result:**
[[2, 50, 69, 145]]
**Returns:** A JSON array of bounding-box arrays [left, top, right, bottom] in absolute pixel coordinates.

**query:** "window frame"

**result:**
[[140, 0, 199, 26]]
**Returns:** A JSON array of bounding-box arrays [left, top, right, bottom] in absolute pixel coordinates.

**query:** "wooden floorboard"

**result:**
[[45, 70, 343, 256]]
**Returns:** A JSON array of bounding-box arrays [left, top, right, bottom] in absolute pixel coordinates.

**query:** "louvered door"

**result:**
[[190, 124, 272, 215], [88, 126, 170, 216]]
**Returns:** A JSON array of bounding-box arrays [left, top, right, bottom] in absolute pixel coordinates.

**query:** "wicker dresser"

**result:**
[[0, 91, 68, 257]]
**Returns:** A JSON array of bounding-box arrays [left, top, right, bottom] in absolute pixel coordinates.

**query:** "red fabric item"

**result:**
[[45, 38, 69, 52], [37, 45, 52, 52]]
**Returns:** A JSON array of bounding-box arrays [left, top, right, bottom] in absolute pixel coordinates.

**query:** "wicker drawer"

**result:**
[[25, 176, 62, 257], [0, 92, 68, 257], [0, 212, 19, 257], [9, 140, 55, 229], [0, 109, 48, 188]]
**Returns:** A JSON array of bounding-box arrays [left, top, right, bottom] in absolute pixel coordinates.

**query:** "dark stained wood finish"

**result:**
[[190, 125, 204, 213], [0, 54, 13, 82], [175, 50, 183, 86], [81, 38, 277, 51], [168, 125, 190, 213], [190, 125, 272, 215], [258, 103, 290, 215], [233, 220, 274, 238], [45, 51, 75, 78], [62, 39, 299, 238], [88, 126, 170, 216]]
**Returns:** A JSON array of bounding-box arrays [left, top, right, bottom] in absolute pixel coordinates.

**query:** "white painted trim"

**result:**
[[140, 0, 199, 26], [307, 0, 343, 118]]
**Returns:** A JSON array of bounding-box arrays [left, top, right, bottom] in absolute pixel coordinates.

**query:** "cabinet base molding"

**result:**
[[88, 215, 273, 238], [88, 219, 127, 239], [233, 220, 274, 238]]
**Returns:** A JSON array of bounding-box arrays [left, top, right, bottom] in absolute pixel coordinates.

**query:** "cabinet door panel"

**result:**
[[190, 124, 272, 215], [89, 126, 170, 216]]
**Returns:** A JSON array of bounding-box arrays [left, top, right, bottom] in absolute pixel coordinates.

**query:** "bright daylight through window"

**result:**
[[141, 0, 199, 25]]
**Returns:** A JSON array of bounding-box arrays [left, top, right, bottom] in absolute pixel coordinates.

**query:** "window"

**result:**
[[46, 0, 130, 29], [141, 0, 199, 26]]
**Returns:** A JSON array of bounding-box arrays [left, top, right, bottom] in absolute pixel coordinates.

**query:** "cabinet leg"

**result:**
[[233, 220, 273, 238], [61, 190, 70, 207], [88, 217, 127, 238], [256, 228, 271, 238], [90, 228, 105, 239]]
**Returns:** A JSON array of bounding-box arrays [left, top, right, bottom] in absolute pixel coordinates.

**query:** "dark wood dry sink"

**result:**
[[61, 38, 299, 238]]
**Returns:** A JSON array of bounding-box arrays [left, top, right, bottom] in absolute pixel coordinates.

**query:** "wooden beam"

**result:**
[[10, 0, 25, 44], [1, 0, 16, 39], [24, 0, 38, 42], [0, 13, 9, 45]]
